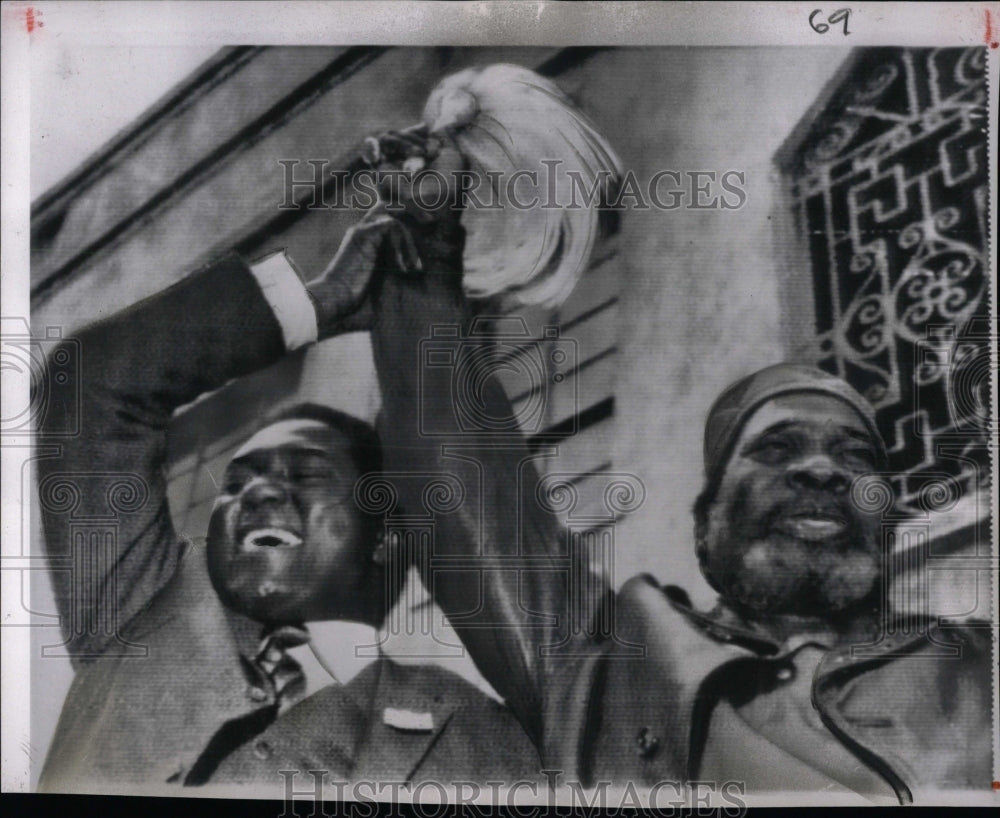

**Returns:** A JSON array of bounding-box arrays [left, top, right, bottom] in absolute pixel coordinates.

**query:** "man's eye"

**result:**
[[750, 439, 792, 462], [223, 478, 247, 495], [291, 470, 334, 483], [841, 447, 877, 468]]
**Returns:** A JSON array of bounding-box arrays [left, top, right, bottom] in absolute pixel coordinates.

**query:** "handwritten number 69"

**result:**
[[810, 8, 852, 35]]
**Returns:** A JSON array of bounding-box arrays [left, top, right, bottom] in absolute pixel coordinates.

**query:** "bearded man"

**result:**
[[407, 359, 993, 805], [617, 365, 992, 803]]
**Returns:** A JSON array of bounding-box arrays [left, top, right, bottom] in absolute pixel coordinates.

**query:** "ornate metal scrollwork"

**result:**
[[784, 47, 991, 516]]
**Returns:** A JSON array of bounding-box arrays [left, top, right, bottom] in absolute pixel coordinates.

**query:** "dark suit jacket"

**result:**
[[210, 654, 541, 792], [36, 255, 538, 793]]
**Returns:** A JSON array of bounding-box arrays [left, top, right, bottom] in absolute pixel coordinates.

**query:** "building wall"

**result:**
[[556, 47, 849, 606]]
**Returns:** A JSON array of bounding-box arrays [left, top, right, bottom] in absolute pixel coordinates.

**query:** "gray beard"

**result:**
[[713, 532, 882, 617]]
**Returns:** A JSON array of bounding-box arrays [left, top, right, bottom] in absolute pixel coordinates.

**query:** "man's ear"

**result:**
[[694, 525, 708, 564], [695, 533, 724, 595], [692, 486, 722, 593], [692, 486, 712, 563]]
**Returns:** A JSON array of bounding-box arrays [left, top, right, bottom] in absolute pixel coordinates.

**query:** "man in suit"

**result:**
[[36, 203, 539, 793]]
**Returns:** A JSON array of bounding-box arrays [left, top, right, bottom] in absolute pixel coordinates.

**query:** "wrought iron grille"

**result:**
[[782, 47, 992, 516]]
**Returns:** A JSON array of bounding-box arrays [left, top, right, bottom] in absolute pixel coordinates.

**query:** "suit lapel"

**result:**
[[350, 658, 457, 782], [122, 543, 277, 782]]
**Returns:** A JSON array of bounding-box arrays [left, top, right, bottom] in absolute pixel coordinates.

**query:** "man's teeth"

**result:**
[[242, 528, 303, 548], [780, 516, 847, 540]]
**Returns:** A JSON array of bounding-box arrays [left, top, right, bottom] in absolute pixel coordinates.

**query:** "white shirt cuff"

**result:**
[[249, 250, 319, 351]]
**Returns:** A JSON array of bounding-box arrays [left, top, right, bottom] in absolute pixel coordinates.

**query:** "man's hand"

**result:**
[[306, 207, 422, 338]]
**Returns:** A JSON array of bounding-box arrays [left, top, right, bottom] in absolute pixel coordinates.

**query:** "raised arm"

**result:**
[[368, 217, 597, 750], [37, 215, 413, 664]]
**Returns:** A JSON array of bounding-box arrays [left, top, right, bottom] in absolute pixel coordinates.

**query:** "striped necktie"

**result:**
[[252, 623, 310, 709], [183, 623, 310, 785]]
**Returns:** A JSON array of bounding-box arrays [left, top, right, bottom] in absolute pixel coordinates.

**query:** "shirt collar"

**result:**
[[235, 619, 381, 701], [293, 619, 380, 691]]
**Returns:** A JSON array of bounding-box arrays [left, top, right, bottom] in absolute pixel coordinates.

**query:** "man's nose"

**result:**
[[241, 476, 289, 508], [786, 454, 850, 493]]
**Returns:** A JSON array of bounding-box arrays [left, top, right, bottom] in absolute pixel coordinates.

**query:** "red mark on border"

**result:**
[[987, 9, 999, 49], [25, 6, 35, 33], [992, 780, 1000, 790], [24, 6, 44, 33]]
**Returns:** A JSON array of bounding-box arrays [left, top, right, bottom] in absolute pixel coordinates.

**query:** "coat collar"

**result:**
[[662, 583, 894, 660], [662, 585, 783, 656], [611, 577, 908, 780], [659, 579, 940, 805]]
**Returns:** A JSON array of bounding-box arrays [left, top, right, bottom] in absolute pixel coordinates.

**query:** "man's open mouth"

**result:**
[[240, 528, 303, 549], [776, 512, 848, 541]]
